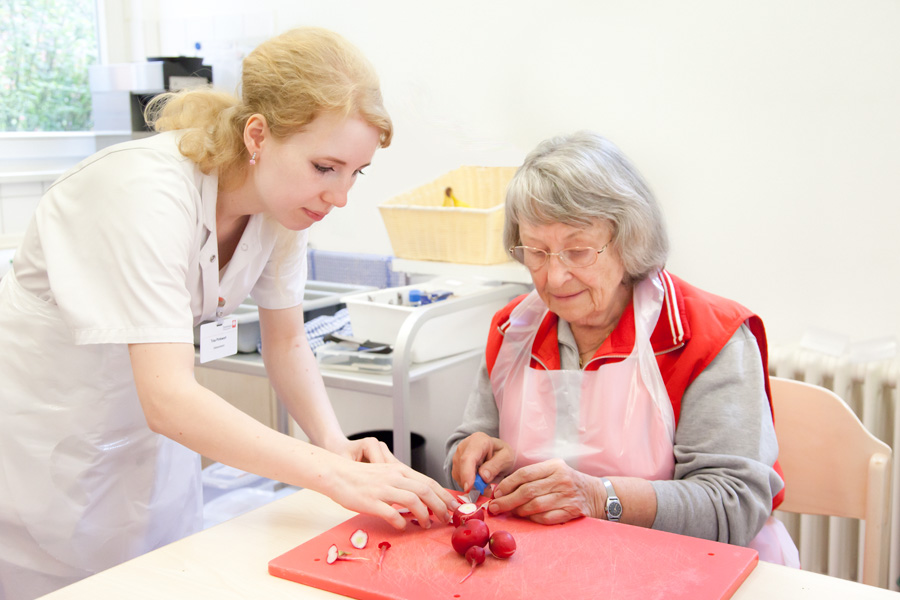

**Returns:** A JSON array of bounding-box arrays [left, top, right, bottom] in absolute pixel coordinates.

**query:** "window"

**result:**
[[0, 0, 99, 132]]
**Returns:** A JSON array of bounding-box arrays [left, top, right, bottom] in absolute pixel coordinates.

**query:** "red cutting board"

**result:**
[[269, 500, 757, 600]]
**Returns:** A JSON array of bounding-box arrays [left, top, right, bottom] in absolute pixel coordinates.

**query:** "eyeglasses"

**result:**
[[509, 242, 610, 270]]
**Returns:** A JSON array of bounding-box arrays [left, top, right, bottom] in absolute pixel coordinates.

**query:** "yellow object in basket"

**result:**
[[443, 187, 471, 208]]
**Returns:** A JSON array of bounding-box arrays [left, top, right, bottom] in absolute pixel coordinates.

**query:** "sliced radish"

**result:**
[[451, 502, 484, 527], [350, 529, 369, 549], [377, 541, 391, 570], [325, 543, 369, 564]]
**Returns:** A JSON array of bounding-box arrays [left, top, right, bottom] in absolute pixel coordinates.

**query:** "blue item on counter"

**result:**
[[427, 290, 453, 303], [408, 289, 424, 306], [406, 289, 454, 306]]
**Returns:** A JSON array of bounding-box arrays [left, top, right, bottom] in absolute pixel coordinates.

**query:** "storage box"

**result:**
[[201, 463, 297, 529], [341, 277, 527, 363], [201, 462, 269, 503], [378, 166, 518, 265]]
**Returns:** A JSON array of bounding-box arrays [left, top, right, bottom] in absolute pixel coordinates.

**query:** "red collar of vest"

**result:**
[[497, 271, 691, 371]]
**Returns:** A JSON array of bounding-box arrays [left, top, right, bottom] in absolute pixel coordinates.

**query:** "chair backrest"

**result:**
[[770, 376, 892, 587]]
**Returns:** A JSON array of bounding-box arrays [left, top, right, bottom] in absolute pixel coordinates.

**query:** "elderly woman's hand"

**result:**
[[451, 432, 515, 494], [486, 459, 604, 525]]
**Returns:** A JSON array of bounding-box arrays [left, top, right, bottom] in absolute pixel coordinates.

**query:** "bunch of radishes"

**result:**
[[324, 496, 517, 585], [449, 502, 516, 583]]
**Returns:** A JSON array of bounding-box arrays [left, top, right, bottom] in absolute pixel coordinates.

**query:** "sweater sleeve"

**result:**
[[650, 323, 783, 546], [443, 358, 499, 489]]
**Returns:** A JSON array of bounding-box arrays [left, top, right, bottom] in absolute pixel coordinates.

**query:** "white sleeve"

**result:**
[[250, 228, 309, 310], [38, 146, 198, 345]]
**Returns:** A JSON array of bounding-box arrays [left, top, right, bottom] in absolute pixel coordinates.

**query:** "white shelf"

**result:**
[[392, 258, 533, 285], [194, 348, 482, 396]]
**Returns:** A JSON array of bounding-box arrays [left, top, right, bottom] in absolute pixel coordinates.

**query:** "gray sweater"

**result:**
[[443, 321, 782, 547]]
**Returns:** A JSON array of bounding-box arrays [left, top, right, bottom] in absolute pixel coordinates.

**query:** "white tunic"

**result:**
[[0, 131, 307, 599]]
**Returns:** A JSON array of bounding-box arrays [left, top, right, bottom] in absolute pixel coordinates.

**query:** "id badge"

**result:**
[[199, 318, 238, 363]]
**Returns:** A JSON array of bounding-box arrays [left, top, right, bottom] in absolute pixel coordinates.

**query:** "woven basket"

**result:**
[[378, 166, 518, 264]]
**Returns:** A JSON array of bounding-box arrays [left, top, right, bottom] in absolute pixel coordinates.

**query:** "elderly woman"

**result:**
[[444, 131, 798, 565]]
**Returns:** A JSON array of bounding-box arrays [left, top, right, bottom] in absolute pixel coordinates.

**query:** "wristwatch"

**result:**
[[601, 477, 622, 522]]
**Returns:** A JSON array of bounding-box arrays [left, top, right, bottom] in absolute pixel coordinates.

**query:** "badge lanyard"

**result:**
[[199, 296, 238, 363]]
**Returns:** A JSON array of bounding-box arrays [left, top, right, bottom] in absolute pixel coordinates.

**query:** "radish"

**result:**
[[459, 545, 486, 583], [325, 544, 369, 565], [451, 519, 490, 556], [377, 541, 391, 570], [350, 529, 368, 549], [488, 530, 516, 559], [450, 502, 485, 527]]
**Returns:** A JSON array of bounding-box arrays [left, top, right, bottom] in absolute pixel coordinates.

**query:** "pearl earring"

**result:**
[[249, 152, 257, 165]]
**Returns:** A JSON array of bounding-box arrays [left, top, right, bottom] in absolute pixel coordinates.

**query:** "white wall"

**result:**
[[130, 0, 900, 348]]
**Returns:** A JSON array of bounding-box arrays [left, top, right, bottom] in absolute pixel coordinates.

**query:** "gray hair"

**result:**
[[503, 131, 669, 283]]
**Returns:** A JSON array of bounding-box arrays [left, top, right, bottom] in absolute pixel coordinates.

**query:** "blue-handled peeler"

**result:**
[[467, 473, 489, 503]]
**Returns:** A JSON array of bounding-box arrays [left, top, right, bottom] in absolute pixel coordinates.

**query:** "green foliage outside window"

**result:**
[[0, 0, 99, 132]]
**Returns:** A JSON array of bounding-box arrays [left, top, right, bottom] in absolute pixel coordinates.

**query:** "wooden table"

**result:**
[[38, 489, 898, 599]]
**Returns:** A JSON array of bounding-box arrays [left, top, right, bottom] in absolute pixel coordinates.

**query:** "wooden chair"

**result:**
[[770, 376, 892, 587]]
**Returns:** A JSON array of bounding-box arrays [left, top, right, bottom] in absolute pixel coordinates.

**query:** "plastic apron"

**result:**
[[0, 270, 202, 600], [490, 274, 799, 567], [492, 275, 676, 479]]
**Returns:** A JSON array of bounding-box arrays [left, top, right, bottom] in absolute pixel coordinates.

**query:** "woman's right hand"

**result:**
[[326, 458, 459, 530], [451, 432, 514, 494]]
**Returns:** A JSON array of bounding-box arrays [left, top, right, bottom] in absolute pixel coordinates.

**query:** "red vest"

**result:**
[[485, 271, 784, 508]]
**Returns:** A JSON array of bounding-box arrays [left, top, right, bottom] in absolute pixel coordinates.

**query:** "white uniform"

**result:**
[[0, 132, 307, 600]]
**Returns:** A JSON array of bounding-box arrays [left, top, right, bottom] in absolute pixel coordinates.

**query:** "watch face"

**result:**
[[608, 500, 623, 520]]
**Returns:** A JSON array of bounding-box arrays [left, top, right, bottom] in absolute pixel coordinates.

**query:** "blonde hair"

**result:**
[[146, 27, 392, 189], [145, 28, 392, 280]]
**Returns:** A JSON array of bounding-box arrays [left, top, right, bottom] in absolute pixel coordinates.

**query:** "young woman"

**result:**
[[0, 27, 457, 600]]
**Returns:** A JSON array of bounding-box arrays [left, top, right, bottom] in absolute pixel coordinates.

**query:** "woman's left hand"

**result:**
[[330, 436, 399, 464], [487, 459, 603, 524]]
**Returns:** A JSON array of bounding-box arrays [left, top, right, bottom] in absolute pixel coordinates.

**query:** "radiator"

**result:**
[[768, 344, 900, 589]]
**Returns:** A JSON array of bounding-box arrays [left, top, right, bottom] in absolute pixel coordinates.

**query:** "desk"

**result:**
[[38, 489, 898, 600]]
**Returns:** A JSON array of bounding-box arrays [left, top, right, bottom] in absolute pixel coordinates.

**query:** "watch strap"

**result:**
[[601, 477, 622, 522]]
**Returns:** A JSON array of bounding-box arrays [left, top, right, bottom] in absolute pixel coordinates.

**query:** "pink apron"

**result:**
[[490, 273, 799, 567], [492, 275, 675, 479]]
